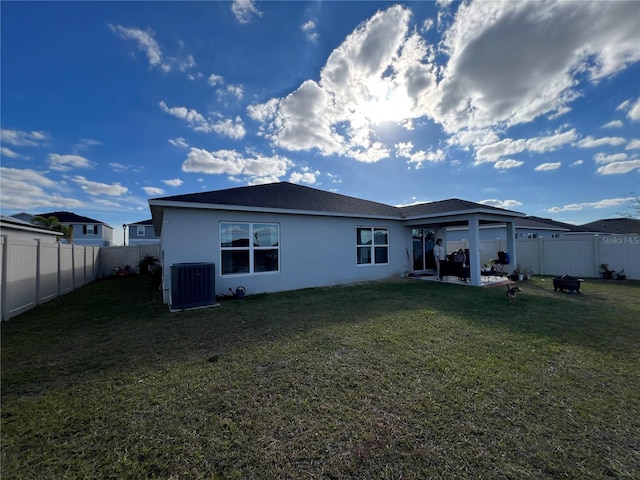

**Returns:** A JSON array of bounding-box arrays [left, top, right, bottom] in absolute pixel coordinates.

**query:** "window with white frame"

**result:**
[[137, 226, 146, 236], [220, 222, 279, 275], [83, 225, 97, 235], [356, 227, 388, 265]]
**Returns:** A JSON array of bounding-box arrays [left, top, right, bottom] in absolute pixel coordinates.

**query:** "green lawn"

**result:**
[[2, 276, 639, 479]]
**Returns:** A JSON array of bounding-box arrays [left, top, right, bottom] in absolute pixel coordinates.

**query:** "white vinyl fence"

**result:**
[[517, 235, 639, 280], [1, 237, 100, 321], [449, 235, 639, 280], [0, 239, 160, 321], [98, 244, 160, 278]]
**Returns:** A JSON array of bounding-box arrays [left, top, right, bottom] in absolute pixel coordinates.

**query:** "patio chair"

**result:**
[[491, 251, 510, 276]]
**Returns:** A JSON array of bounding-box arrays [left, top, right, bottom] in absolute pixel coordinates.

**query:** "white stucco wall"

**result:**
[[159, 207, 411, 303]]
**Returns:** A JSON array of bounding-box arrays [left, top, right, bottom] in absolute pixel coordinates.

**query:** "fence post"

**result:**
[[36, 240, 42, 305], [1, 236, 7, 321], [537, 237, 544, 275], [593, 235, 601, 279], [57, 242, 61, 298]]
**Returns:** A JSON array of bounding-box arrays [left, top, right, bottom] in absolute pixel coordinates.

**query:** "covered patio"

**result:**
[[401, 199, 525, 287]]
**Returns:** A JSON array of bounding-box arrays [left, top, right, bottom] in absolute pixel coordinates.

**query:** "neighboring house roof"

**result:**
[[128, 219, 153, 226], [36, 211, 112, 228], [1, 215, 63, 238], [10, 212, 34, 223], [514, 215, 602, 233], [580, 217, 640, 234], [150, 182, 525, 234]]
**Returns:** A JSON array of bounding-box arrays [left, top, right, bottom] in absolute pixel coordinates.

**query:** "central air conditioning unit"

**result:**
[[170, 262, 217, 311]]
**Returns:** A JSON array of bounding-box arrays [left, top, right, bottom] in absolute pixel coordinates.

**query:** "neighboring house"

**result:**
[[0, 215, 63, 242], [149, 182, 525, 305], [446, 215, 605, 242], [580, 217, 640, 235], [127, 219, 160, 245], [14, 211, 114, 246]]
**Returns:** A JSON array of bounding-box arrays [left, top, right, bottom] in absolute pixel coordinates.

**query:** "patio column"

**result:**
[[506, 220, 517, 274], [468, 216, 481, 286]]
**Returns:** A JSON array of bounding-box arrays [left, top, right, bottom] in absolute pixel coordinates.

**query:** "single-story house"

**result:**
[[149, 182, 525, 306], [0, 215, 63, 242], [126, 219, 160, 246]]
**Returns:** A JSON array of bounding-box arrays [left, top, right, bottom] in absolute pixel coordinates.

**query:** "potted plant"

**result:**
[[513, 264, 524, 281], [523, 267, 534, 280]]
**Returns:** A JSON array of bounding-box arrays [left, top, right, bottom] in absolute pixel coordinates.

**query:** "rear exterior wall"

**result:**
[[159, 207, 410, 303]]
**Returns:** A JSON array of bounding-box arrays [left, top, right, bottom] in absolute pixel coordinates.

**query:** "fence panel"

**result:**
[[73, 245, 86, 288], [59, 244, 74, 295], [517, 235, 639, 279], [3, 238, 38, 319], [0, 238, 102, 321], [99, 244, 160, 277], [39, 242, 60, 303], [599, 235, 640, 279]]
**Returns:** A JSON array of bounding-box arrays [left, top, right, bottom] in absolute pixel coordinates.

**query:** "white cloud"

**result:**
[[159, 101, 245, 139], [616, 99, 631, 111], [109, 163, 130, 172], [535, 162, 562, 171], [163, 178, 183, 187], [208, 74, 224, 86], [142, 186, 165, 195], [231, 0, 262, 24], [109, 24, 171, 72], [494, 159, 524, 169], [626, 139, 640, 150], [289, 168, 320, 184], [1, 147, 26, 159], [254, 6, 437, 162], [602, 120, 623, 129], [247, 98, 279, 123], [594, 152, 628, 164], [435, 1, 640, 132], [0, 167, 83, 211], [479, 199, 523, 208], [181, 147, 292, 184], [71, 175, 128, 196], [211, 117, 246, 139], [570, 160, 584, 167], [577, 136, 626, 148], [219, 84, 244, 101], [597, 159, 640, 175], [548, 197, 636, 213], [301, 20, 318, 42], [48, 154, 94, 171], [1, 129, 47, 147], [168, 137, 189, 148], [628, 97, 640, 121], [475, 129, 578, 165], [395, 142, 444, 169], [179, 54, 196, 72]]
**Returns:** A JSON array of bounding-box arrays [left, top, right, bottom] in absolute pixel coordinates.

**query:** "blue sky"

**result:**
[[1, 0, 639, 245]]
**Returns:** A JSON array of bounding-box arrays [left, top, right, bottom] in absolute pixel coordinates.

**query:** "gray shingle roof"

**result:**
[[580, 218, 640, 234], [37, 211, 105, 224], [153, 182, 400, 217], [399, 198, 523, 218]]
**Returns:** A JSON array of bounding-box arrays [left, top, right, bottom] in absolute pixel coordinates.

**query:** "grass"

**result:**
[[1, 275, 639, 479]]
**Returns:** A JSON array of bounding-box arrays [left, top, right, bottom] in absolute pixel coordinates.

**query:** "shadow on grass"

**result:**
[[2, 276, 639, 399]]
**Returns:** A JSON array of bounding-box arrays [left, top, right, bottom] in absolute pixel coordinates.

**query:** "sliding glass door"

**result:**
[[412, 229, 435, 271]]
